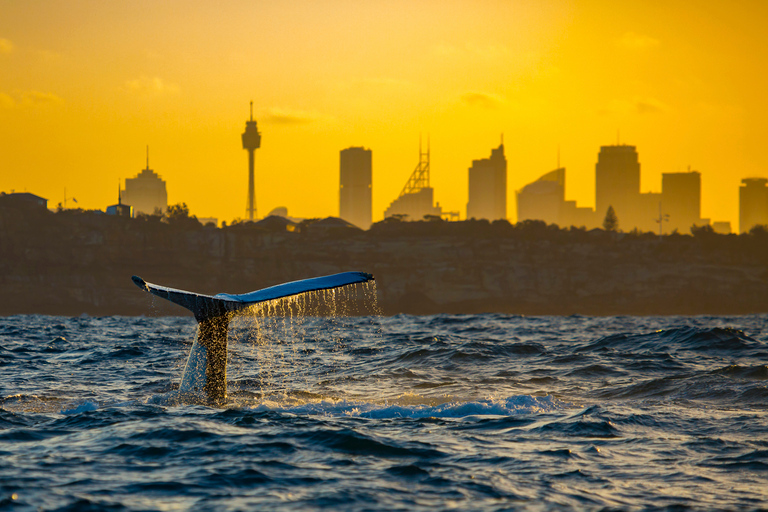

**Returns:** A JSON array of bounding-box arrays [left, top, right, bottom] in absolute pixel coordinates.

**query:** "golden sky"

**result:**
[[1, 0, 767, 227]]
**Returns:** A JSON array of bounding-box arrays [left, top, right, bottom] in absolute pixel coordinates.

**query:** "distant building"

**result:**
[[662, 171, 701, 234], [122, 149, 168, 216], [0, 192, 47, 209], [595, 145, 641, 228], [106, 187, 133, 217], [197, 217, 218, 227], [466, 143, 507, 221], [739, 178, 768, 233], [712, 221, 732, 234], [517, 168, 565, 225], [339, 147, 372, 230], [517, 168, 597, 228], [637, 192, 662, 233], [106, 203, 132, 217], [384, 142, 442, 221]]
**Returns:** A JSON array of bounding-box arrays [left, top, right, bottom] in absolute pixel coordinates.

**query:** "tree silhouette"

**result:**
[[603, 205, 618, 231]]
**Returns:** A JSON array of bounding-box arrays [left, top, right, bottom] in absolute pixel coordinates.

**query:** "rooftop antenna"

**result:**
[[397, 135, 431, 197], [250, 100, 253, 121], [118, 180, 122, 205], [145, 145, 150, 170]]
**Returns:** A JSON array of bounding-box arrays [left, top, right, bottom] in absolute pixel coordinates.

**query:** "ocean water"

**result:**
[[1, 302, 767, 510]]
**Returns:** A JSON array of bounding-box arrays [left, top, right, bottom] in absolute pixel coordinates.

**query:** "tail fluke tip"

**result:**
[[131, 275, 148, 290]]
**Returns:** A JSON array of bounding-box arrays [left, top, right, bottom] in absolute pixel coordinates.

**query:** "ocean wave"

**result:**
[[244, 395, 566, 419]]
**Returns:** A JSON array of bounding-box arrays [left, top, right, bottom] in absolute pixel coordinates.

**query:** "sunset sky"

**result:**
[[1, 0, 767, 228]]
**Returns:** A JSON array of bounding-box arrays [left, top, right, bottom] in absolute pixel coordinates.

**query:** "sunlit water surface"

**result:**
[[1, 303, 767, 511]]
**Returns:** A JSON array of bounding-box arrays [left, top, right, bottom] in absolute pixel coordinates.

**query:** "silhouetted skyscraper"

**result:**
[[517, 168, 564, 225], [662, 171, 701, 234], [339, 147, 372, 230], [384, 140, 442, 221], [122, 147, 167, 216], [517, 168, 597, 228], [595, 145, 641, 225], [739, 178, 768, 233], [242, 101, 261, 221], [466, 143, 507, 220]]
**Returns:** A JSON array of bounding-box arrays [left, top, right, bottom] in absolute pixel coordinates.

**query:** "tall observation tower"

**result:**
[[241, 101, 261, 220]]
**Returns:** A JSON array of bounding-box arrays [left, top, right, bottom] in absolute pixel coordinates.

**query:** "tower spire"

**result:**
[[146, 145, 149, 170]]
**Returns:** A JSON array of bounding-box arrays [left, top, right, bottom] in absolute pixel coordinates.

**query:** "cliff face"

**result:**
[[1, 207, 767, 316]]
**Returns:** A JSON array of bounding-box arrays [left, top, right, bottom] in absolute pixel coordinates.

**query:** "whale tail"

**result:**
[[132, 272, 375, 403]]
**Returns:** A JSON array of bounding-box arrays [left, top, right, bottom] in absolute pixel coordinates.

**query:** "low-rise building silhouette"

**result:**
[[712, 221, 732, 234], [0, 192, 47, 210], [339, 147, 372, 230], [106, 186, 132, 217]]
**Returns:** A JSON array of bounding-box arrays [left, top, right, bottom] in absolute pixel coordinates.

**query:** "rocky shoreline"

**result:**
[[2, 207, 767, 317]]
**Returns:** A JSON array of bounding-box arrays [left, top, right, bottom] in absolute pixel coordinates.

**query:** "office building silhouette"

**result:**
[[121, 148, 167, 216], [517, 167, 597, 228], [662, 171, 701, 234], [517, 168, 565, 225], [595, 145, 641, 227], [466, 143, 507, 220], [739, 178, 768, 233], [339, 147, 372, 230]]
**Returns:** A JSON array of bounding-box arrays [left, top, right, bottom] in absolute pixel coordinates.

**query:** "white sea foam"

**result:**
[[61, 401, 98, 415], [247, 395, 566, 418]]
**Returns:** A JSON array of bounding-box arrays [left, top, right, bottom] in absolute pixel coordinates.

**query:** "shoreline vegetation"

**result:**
[[2, 204, 767, 317]]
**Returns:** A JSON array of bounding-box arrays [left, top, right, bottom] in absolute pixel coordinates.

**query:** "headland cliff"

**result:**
[[1, 205, 767, 316]]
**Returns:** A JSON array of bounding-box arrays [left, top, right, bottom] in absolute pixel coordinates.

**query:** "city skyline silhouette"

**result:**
[[2, 1, 767, 229]]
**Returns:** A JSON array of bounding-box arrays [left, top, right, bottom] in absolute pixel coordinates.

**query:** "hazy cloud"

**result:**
[[616, 32, 661, 50], [20, 90, 63, 106], [600, 96, 667, 116], [433, 42, 510, 63], [635, 97, 666, 114], [0, 92, 14, 109], [125, 76, 180, 96], [461, 91, 504, 109], [0, 90, 63, 109], [263, 107, 322, 125], [0, 38, 13, 54]]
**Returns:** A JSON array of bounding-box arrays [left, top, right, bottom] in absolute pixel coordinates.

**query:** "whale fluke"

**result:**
[[132, 272, 375, 404]]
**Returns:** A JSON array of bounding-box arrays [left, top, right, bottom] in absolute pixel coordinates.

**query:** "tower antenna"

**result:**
[[146, 145, 149, 170]]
